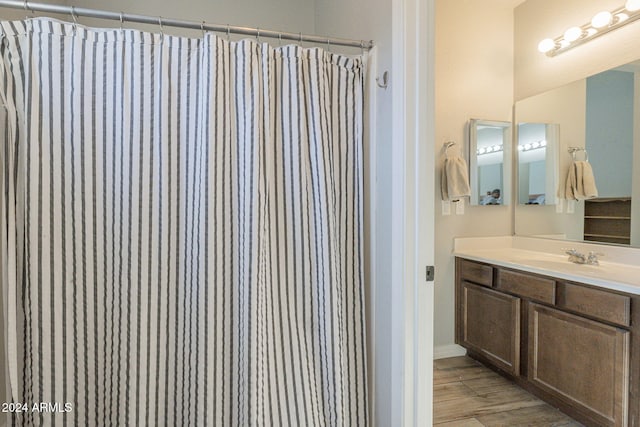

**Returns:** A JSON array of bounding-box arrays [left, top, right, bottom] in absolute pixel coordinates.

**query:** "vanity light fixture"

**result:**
[[517, 140, 546, 152], [476, 144, 503, 156], [538, 1, 640, 56]]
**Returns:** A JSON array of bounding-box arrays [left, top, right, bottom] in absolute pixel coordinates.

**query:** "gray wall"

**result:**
[[63, 0, 314, 35]]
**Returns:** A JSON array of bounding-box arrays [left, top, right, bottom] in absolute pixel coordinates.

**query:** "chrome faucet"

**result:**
[[564, 249, 603, 265], [586, 251, 604, 266], [565, 249, 586, 264]]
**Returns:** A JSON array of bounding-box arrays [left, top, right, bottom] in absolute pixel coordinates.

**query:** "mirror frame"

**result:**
[[468, 119, 512, 206]]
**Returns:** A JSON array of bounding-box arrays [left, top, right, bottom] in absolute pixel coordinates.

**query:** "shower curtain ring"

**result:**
[[256, 28, 260, 43], [226, 24, 230, 41], [70, 6, 78, 33], [158, 16, 164, 40], [201, 21, 206, 37], [119, 12, 124, 31], [23, 0, 32, 19], [278, 32, 282, 46], [299, 32, 303, 47], [326, 38, 330, 52]]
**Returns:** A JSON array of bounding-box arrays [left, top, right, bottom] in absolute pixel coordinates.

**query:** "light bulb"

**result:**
[[540, 140, 547, 147], [626, 0, 640, 12], [564, 26, 583, 42], [517, 145, 524, 151], [532, 142, 540, 149], [591, 11, 612, 28], [494, 145, 502, 152], [524, 143, 532, 150], [478, 148, 486, 155], [538, 38, 556, 53], [616, 12, 630, 23], [585, 28, 598, 37]]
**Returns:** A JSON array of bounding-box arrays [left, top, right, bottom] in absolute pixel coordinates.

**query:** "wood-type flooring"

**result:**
[[434, 356, 584, 426]]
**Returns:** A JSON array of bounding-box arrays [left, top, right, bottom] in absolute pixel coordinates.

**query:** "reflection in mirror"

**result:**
[[514, 62, 640, 247], [469, 119, 511, 206], [517, 123, 559, 206]]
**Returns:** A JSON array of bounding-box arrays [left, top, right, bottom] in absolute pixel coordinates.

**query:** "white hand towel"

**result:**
[[562, 160, 598, 200], [441, 156, 471, 202]]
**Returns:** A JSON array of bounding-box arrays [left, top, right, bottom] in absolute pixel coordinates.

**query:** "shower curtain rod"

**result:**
[[0, 0, 374, 49]]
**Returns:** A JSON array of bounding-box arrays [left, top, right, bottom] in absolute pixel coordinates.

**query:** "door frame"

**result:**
[[391, 0, 435, 425]]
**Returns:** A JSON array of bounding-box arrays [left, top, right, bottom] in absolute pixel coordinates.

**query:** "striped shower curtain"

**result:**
[[0, 18, 367, 426]]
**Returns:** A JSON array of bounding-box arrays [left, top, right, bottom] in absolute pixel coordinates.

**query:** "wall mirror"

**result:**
[[517, 123, 559, 206], [514, 62, 640, 247], [469, 119, 512, 206]]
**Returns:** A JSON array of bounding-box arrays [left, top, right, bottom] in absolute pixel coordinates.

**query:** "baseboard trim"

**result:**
[[434, 344, 466, 360]]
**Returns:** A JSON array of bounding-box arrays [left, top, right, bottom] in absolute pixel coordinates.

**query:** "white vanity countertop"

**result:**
[[454, 236, 640, 295]]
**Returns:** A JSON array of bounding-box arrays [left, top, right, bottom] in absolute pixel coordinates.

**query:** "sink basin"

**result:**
[[521, 259, 601, 274]]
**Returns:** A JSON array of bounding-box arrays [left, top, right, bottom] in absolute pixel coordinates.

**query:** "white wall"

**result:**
[[434, 0, 517, 355], [515, 0, 640, 101]]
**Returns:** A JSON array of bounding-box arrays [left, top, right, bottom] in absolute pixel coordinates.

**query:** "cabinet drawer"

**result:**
[[496, 269, 556, 304], [459, 259, 493, 287], [558, 282, 631, 327]]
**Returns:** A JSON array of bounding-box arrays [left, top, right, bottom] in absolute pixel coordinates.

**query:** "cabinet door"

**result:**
[[462, 281, 520, 375], [528, 303, 629, 427]]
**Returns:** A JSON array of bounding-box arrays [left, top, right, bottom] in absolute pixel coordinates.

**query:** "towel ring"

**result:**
[[568, 147, 588, 162], [444, 141, 457, 158]]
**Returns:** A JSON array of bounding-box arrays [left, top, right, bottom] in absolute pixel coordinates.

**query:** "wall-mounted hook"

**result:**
[[376, 71, 389, 89]]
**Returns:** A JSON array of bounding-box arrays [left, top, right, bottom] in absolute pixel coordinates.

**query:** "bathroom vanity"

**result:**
[[454, 238, 640, 427]]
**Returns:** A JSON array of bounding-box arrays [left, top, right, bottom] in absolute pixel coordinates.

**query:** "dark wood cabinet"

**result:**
[[455, 257, 639, 427], [461, 281, 520, 375], [528, 303, 629, 427]]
